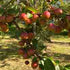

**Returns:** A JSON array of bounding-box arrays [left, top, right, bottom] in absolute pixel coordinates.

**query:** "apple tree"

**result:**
[[0, 0, 70, 70]]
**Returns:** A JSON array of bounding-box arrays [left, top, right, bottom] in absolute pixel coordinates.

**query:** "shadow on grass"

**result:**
[[51, 41, 70, 45], [0, 45, 20, 60], [53, 53, 70, 61], [0, 26, 23, 39]]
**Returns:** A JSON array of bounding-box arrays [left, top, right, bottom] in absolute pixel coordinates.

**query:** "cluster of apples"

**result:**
[[18, 32, 35, 59], [48, 6, 70, 35], [18, 5, 70, 69], [18, 47, 40, 69], [0, 15, 14, 32], [20, 12, 39, 24], [20, 10, 51, 25], [18, 32, 34, 46], [19, 5, 63, 27], [48, 23, 62, 34], [47, 6, 67, 34], [18, 31, 40, 69], [18, 47, 35, 59], [50, 6, 63, 15]]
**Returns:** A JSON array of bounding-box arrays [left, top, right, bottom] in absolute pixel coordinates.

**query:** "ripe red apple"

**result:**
[[20, 13, 28, 20], [27, 48, 35, 56], [43, 11, 51, 19], [0, 23, 9, 32], [28, 33, 34, 39], [20, 32, 29, 39], [25, 18, 32, 24], [6, 15, 14, 23], [0, 16, 6, 22], [1, 27, 9, 32], [23, 52, 29, 59], [18, 40, 25, 46], [48, 23, 56, 31], [32, 14, 39, 22], [54, 26, 62, 34], [31, 61, 38, 69], [18, 48, 25, 55], [50, 6, 56, 11], [54, 8, 63, 15]]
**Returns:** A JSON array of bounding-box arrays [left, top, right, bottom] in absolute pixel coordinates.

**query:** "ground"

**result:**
[[0, 35, 70, 70]]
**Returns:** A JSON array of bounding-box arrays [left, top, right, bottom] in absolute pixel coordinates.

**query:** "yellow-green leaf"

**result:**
[[26, 6, 38, 13]]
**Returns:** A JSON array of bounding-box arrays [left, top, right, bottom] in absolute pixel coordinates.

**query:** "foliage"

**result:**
[[0, 0, 70, 70]]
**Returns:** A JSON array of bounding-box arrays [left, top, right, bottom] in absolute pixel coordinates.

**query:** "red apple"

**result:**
[[54, 26, 62, 34], [32, 14, 39, 22], [20, 13, 28, 20], [23, 52, 29, 59], [25, 18, 32, 24], [28, 33, 34, 39], [54, 8, 63, 15], [27, 48, 35, 56], [6, 15, 14, 23], [0, 23, 9, 32], [31, 62, 38, 69], [43, 11, 51, 19], [0, 16, 6, 22], [20, 32, 29, 39], [50, 6, 56, 11], [48, 23, 56, 31], [18, 40, 25, 46], [18, 48, 25, 55]]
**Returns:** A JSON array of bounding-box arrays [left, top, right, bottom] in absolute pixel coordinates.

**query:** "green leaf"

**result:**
[[27, 13, 33, 18], [26, 6, 38, 13], [39, 64, 45, 70], [32, 57, 38, 62], [32, 39, 38, 48], [55, 60, 60, 64], [0, 8, 4, 14], [44, 58, 55, 70]]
